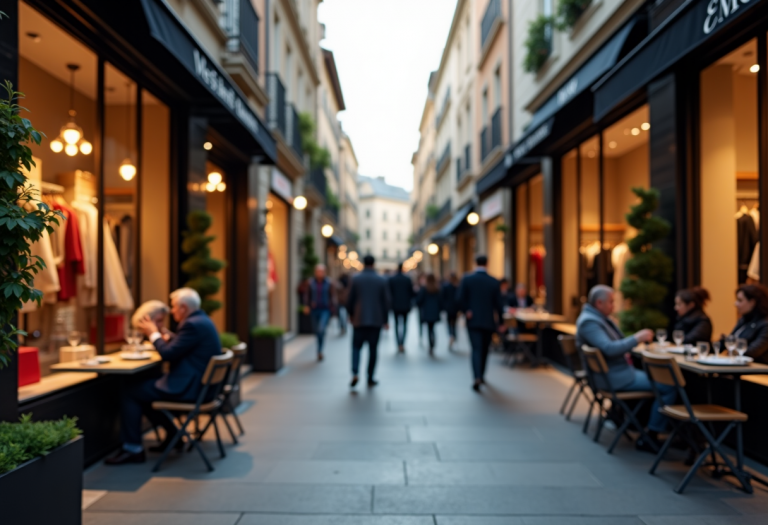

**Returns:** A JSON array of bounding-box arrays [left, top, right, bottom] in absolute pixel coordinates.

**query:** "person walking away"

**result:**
[[389, 263, 415, 352], [457, 255, 505, 392], [347, 255, 391, 388], [336, 273, 351, 335], [440, 273, 460, 350], [303, 264, 336, 361], [416, 273, 441, 355], [416, 272, 427, 344]]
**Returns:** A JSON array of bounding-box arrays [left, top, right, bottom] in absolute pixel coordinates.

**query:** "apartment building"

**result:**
[[358, 176, 412, 272]]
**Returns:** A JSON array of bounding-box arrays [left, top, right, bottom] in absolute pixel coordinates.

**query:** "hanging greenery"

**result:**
[[180, 210, 227, 315], [298, 112, 331, 170], [556, 0, 592, 31], [325, 187, 341, 211], [0, 82, 63, 367], [426, 204, 440, 220], [300, 233, 319, 280], [495, 222, 510, 233], [619, 187, 674, 333], [524, 15, 553, 73]]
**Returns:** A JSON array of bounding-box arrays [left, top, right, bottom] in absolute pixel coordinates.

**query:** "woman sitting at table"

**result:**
[[131, 300, 171, 341], [672, 287, 712, 345], [729, 284, 768, 363]]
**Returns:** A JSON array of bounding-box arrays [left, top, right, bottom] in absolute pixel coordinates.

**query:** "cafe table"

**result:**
[[503, 310, 567, 366], [634, 345, 768, 492], [50, 350, 162, 375]]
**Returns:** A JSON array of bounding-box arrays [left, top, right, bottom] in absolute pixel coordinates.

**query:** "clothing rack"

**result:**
[[40, 182, 65, 195]]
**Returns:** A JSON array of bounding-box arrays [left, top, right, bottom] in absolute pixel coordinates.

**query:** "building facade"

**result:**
[[358, 176, 412, 271]]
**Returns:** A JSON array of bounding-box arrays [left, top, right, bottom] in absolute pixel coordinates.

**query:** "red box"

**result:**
[[17, 346, 41, 387]]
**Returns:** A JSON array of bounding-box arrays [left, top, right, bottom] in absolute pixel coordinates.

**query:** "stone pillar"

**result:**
[[256, 166, 270, 326]]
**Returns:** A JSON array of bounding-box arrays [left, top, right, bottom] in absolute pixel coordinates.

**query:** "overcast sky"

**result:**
[[318, 0, 457, 192]]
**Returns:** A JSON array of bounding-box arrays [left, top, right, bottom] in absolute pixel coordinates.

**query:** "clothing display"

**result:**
[[51, 197, 85, 301], [529, 246, 545, 293], [106, 213, 134, 287], [748, 242, 760, 281], [103, 218, 134, 311], [611, 242, 631, 312], [20, 228, 60, 313], [72, 199, 99, 308], [736, 206, 759, 284]]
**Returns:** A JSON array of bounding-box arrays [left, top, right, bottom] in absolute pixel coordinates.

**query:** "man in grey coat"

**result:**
[[347, 255, 391, 388], [576, 285, 676, 450]]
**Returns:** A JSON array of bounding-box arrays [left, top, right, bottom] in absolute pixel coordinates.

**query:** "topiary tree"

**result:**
[[300, 233, 319, 280], [619, 187, 674, 333], [180, 210, 226, 314], [0, 81, 63, 367]]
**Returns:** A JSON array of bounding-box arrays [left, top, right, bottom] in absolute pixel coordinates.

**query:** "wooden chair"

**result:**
[[151, 350, 234, 472], [557, 335, 591, 420], [581, 346, 658, 454], [642, 353, 751, 494]]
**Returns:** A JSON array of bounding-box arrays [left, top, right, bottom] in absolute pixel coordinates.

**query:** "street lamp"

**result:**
[[293, 195, 307, 210], [321, 224, 334, 238], [427, 243, 439, 255], [467, 212, 479, 226]]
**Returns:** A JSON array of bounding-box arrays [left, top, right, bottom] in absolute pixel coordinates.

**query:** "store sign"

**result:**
[[271, 169, 293, 201], [510, 119, 553, 164], [556, 78, 579, 107], [481, 191, 503, 221], [703, 0, 754, 35]]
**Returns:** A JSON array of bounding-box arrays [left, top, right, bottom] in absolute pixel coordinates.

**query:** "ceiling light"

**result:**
[[640, 122, 650, 131], [427, 243, 439, 255], [205, 182, 216, 192], [321, 224, 334, 238], [631, 128, 640, 136], [608, 141, 617, 149], [190, 183, 200, 192], [64, 144, 78, 156], [79, 140, 92, 155], [467, 212, 480, 226], [293, 195, 308, 210], [750, 64, 760, 73], [119, 159, 137, 181], [50, 139, 63, 153], [207, 172, 222, 185], [51, 64, 91, 158], [62, 123, 82, 145], [349, 251, 358, 260], [203, 141, 213, 150], [216, 182, 226, 192]]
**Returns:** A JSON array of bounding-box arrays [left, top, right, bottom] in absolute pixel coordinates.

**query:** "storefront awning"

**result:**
[[327, 234, 345, 247], [593, 0, 764, 121], [432, 201, 474, 242], [140, 0, 277, 162]]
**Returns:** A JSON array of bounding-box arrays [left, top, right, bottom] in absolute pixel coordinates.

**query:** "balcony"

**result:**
[[308, 167, 327, 200], [222, 0, 259, 75], [480, 126, 490, 162], [436, 142, 451, 176], [480, 108, 503, 163], [286, 103, 303, 160], [266, 73, 287, 139], [481, 0, 502, 50], [436, 198, 452, 223], [324, 204, 339, 225]]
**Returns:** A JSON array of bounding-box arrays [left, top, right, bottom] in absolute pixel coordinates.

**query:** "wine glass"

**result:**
[[697, 341, 710, 360], [673, 330, 685, 348], [656, 329, 667, 346], [712, 341, 721, 357], [725, 335, 737, 361], [736, 338, 748, 360], [67, 331, 81, 348]]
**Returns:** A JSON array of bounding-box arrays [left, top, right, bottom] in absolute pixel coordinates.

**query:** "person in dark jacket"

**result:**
[[457, 255, 505, 391], [416, 273, 442, 355], [303, 264, 337, 361], [513, 282, 535, 309], [107, 288, 222, 465], [673, 287, 712, 345], [440, 272, 460, 349], [347, 255, 391, 387], [388, 263, 415, 353], [729, 284, 768, 364]]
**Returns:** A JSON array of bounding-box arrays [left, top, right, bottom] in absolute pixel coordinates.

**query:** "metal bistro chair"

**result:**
[[151, 350, 234, 472], [581, 346, 658, 454], [642, 352, 751, 494], [557, 335, 591, 420], [504, 318, 539, 366]]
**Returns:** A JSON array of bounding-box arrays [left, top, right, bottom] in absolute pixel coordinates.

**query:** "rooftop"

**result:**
[[358, 175, 410, 202]]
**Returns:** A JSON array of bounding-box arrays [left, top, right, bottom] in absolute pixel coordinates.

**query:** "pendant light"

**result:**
[[119, 81, 136, 181], [50, 64, 92, 156]]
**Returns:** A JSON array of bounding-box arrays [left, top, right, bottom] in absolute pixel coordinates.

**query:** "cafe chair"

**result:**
[[641, 353, 751, 494], [151, 350, 234, 473], [504, 318, 538, 366], [557, 335, 591, 420], [581, 346, 658, 454]]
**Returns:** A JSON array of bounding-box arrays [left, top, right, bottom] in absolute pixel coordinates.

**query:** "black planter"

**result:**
[[0, 436, 83, 525], [250, 336, 284, 372], [298, 312, 313, 334]]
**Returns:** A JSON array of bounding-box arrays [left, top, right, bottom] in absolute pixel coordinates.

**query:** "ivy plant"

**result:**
[[524, 15, 554, 73], [0, 82, 63, 367], [298, 112, 331, 170], [556, 0, 591, 31]]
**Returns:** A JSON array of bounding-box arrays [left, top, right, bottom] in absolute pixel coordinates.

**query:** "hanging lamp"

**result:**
[[50, 64, 92, 156], [119, 81, 136, 181]]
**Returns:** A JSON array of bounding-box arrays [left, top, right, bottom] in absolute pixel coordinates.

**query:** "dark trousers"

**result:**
[[426, 321, 436, 349], [352, 326, 381, 380], [468, 328, 494, 380], [311, 308, 331, 354], [393, 311, 408, 346], [446, 313, 457, 339], [120, 378, 188, 447]]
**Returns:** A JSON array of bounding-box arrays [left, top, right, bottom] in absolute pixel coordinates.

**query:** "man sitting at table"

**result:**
[[105, 287, 222, 465], [576, 285, 677, 452]]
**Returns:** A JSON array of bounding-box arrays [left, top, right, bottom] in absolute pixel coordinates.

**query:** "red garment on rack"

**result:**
[[530, 250, 544, 290], [54, 202, 85, 300]]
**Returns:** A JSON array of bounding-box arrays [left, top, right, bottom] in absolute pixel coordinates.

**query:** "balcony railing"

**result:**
[[480, 126, 490, 162], [458, 143, 471, 180], [308, 167, 327, 199], [286, 103, 303, 159], [325, 204, 339, 225], [223, 0, 260, 74], [455, 159, 462, 182], [464, 144, 471, 172], [266, 73, 287, 139], [436, 142, 451, 175], [436, 198, 451, 222], [481, 0, 502, 50], [491, 107, 502, 152]]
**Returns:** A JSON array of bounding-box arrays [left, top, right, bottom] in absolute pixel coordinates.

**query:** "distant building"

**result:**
[[358, 176, 412, 271]]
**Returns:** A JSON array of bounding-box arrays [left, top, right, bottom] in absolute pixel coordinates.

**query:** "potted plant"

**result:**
[[524, 15, 554, 73], [556, 0, 591, 31], [0, 415, 82, 525], [250, 325, 286, 372], [180, 210, 227, 315]]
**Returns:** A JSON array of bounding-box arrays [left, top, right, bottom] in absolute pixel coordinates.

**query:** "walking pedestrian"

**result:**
[[416, 272, 426, 344], [440, 272, 460, 350], [457, 255, 505, 392], [336, 272, 351, 335], [346, 255, 391, 388], [416, 273, 441, 355], [389, 262, 415, 353], [303, 264, 337, 361]]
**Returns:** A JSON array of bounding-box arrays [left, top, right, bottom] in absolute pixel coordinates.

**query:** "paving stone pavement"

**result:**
[[83, 312, 768, 524]]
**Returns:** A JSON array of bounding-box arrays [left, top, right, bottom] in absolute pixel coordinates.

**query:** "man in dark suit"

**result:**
[[105, 288, 222, 465], [389, 262, 415, 353], [347, 255, 391, 388], [457, 255, 505, 392]]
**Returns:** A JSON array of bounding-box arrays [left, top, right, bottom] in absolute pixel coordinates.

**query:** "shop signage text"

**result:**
[[556, 78, 579, 107], [271, 169, 293, 202], [703, 0, 754, 34], [481, 191, 503, 221], [510, 120, 553, 164], [193, 49, 260, 138]]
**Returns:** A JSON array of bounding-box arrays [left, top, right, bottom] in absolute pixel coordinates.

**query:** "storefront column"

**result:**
[[502, 188, 513, 280], [476, 220, 488, 257], [256, 166, 270, 325], [542, 157, 559, 313], [233, 160, 262, 342]]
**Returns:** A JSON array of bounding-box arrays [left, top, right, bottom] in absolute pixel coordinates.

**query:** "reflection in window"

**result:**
[[515, 174, 546, 304]]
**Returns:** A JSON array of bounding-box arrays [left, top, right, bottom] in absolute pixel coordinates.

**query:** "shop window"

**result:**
[[561, 147, 579, 321], [266, 195, 290, 330], [515, 174, 545, 303], [206, 161, 229, 332], [700, 38, 759, 335]]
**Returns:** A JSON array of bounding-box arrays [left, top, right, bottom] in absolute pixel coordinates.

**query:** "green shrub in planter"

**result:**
[[556, 0, 591, 31], [251, 326, 286, 339], [0, 414, 81, 474], [524, 15, 553, 73], [219, 332, 240, 350]]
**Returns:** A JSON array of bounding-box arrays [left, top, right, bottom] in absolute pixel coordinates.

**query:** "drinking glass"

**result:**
[[712, 340, 721, 357], [656, 329, 667, 346], [673, 330, 685, 347], [67, 331, 81, 347], [725, 335, 737, 360], [736, 338, 748, 359], [697, 341, 710, 360]]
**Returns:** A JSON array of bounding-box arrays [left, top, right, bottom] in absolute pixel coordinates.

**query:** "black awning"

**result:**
[[432, 201, 474, 242], [140, 0, 276, 162], [327, 234, 345, 247], [593, 0, 764, 121]]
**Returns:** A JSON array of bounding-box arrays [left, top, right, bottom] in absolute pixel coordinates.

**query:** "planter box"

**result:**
[[298, 312, 313, 334], [0, 435, 83, 525], [250, 336, 283, 372]]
